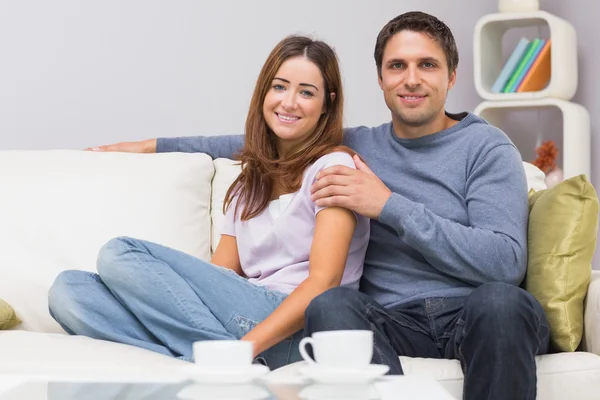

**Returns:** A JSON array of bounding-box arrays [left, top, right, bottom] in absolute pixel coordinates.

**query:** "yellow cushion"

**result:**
[[525, 175, 598, 352], [0, 298, 21, 330]]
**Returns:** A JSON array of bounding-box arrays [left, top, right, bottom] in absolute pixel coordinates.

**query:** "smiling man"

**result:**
[[91, 11, 549, 400], [301, 13, 549, 400], [377, 29, 457, 136]]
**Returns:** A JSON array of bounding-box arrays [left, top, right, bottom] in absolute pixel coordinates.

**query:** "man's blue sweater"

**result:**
[[157, 112, 529, 308]]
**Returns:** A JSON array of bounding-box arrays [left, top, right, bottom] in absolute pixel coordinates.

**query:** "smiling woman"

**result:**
[[226, 35, 357, 220], [47, 35, 370, 370], [262, 58, 329, 156]]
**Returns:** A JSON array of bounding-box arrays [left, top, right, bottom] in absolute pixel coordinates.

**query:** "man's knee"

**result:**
[[467, 282, 541, 326], [305, 287, 367, 331], [306, 287, 362, 314]]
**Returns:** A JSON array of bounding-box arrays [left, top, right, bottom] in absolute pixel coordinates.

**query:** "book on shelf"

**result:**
[[492, 38, 552, 93], [517, 40, 552, 92], [507, 39, 546, 92], [491, 37, 529, 93], [502, 38, 540, 93]]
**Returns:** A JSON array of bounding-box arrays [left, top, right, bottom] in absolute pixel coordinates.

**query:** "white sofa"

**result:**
[[0, 150, 599, 399]]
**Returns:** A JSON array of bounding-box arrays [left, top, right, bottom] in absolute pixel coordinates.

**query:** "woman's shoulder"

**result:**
[[310, 150, 356, 171], [300, 150, 357, 189]]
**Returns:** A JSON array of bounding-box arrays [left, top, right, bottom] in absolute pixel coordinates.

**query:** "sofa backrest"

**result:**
[[0, 149, 546, 334], [0, 150, 215, 333]]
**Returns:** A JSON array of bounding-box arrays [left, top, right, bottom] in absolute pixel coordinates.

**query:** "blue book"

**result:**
[[491, 37, 530, 93], [508, 39, 546, 92]]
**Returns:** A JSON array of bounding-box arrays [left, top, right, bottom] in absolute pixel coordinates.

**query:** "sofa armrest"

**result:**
[[584, 270, 600, 355]]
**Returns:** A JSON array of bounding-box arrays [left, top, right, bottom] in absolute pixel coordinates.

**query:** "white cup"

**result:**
[[193, 340, 253, 369], [299, 330, 373, 369]]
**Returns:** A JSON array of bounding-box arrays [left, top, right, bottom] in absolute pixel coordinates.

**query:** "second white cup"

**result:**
[[299, 330, 373, 369], [193, 340, 254, 370]]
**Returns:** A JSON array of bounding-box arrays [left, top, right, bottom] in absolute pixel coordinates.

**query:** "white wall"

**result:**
[[2, 0, 598, 267], [0, 0, 495, 150]]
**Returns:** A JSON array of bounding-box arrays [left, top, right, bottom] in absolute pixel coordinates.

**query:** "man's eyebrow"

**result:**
[[273, 77, 319, 91], [386, 57, 441, 65]]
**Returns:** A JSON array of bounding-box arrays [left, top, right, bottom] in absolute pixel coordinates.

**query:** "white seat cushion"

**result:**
[[0, 150, 214, 333], [0, 331, 189, 382], [271, 353, 600, 400], [400, 352, 600, 399]]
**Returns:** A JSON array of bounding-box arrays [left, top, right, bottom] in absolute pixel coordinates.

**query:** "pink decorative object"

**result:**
[[545, 167, 564, 188]]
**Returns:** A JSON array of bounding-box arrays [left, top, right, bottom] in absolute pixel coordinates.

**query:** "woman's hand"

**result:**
[[85, 139, 157, 153]]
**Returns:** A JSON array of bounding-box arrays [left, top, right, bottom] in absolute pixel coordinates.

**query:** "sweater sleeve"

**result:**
[[156, 135, 244, 159], [378, 144, 528, 286], [155, 127, 362, 158]]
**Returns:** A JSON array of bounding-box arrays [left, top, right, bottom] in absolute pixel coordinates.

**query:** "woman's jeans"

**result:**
[[47, 236, 303, 370]]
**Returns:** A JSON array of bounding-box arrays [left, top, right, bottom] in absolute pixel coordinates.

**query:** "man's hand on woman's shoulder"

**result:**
[[311, 155, 392, 220], [86, 139, 157, 153]]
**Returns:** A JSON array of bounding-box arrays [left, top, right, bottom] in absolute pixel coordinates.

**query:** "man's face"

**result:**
[[378, 30, 456, 130]]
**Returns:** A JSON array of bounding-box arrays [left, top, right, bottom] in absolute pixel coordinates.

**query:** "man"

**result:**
[[93, 11, 549, 400]]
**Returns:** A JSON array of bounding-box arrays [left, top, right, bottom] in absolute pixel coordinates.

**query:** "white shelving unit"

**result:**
[[474, 11, 577, 101], [473, 9, 591, 181], [475, 99, 590, 180]]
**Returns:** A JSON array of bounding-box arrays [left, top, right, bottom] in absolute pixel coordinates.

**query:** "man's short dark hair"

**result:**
[[374, 11, 459, 77]]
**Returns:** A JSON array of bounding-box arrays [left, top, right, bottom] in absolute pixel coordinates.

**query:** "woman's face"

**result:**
[[262, 56, 326, 156]]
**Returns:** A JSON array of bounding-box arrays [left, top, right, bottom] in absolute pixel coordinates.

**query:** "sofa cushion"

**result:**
[[0, 299, 20, 330], [523, 161, 547, 191], [525, 175, 599, 351], [270, 353, 600, 399], [0, 331, 188, 381], [0, 150, 214, 333], [585, 271, 600, 355], [399, 353, 600, 400], [210, 158, 242, 253]]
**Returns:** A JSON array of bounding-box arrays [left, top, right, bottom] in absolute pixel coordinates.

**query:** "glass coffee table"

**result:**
[[0, 375, 456, 399]]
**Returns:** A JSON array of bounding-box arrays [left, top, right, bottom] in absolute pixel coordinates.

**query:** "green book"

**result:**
[[502, 38, 541, 93]]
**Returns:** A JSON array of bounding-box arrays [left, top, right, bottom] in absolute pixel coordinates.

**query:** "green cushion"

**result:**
[[525, 175, 598, 352], [0, 298, 21, 330]]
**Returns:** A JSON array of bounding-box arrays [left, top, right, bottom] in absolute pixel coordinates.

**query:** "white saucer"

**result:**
[[177, 383, 270, 400], [299, 383, 379, 400], [182, 364, 270, 384], [299, 364, 389, 384]]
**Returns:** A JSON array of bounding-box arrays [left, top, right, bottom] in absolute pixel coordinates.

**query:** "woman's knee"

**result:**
[[96, 236, 141, 280], [48, 270, 99, 317]]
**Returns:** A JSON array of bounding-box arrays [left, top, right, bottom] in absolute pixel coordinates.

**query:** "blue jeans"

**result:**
[[304, 284, 550, 400], [48, 236, 303, 370]]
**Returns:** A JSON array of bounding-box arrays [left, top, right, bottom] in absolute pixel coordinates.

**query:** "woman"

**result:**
[[48, 35, 370, 369]]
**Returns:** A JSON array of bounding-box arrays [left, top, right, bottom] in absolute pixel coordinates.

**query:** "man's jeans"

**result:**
[[48, 236, 303, 370], [305, 285, 550, 400]]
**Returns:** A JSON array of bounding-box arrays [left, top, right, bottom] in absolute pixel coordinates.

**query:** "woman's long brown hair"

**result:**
[[224, 35, 354, 221]]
